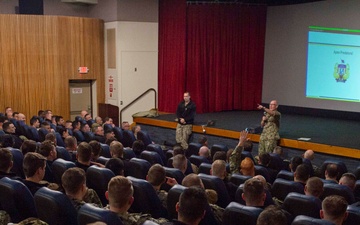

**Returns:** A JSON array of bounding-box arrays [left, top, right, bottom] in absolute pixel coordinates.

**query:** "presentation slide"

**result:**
[[306, 26, 360, 102]]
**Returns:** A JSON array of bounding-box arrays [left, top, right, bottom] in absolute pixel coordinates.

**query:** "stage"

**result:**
[[134, 110, 360, 160]]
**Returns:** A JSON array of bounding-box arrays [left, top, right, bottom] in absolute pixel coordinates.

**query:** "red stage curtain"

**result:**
[[158, 0, 187, 113], [159, 2, 267, 114]]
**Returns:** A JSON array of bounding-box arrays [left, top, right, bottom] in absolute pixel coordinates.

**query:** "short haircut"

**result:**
[[211, 160, 226, 177], [110, 141, 124, 158], [65, 136, 77, 149], [322, 195, 348, 221], [178, 187, 207, 223], [0, 148, 12, 172], [290, 156, 303, 172], [295, 164, 310, 182], [339, 173, 356, 191], [105, 158, 124, 176], [213, 151, 226, 162], [172, 154, 187, 170], [89, 140, 102, 157], [55, 116, 63, 123], [326, 163, 338, 179], [57, 127, 67, 137], [107, 176, 133, 208], [240, 157, 255, 176], [132, 140, 145, 155], [173, 145, 184, 156], [45, 133, 56, 143], [62, 167, 86, 195], [77, 142, 93, 162], [243, 177, 265, 204], [256, 205, 288, 225], [20, 140, 38, 155], [182, 174, 203, 188], [37, 140, 55, 157], [23, 152, 46, 178], [2, 122, 13, 132], [0, 134, 14, 148], [243, 140, 253, 152], [198, 136, 207, 145], [147, 164, 166, 186], [29, 116, 39, 125], [105, 137, 117, 146], [305, 177, 324, 198], [259, 153, 271, 166]]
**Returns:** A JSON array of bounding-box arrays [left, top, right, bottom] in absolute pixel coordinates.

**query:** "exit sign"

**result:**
[[78, 67, 89, 74]]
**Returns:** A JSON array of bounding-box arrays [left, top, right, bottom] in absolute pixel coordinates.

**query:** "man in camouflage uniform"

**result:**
[[176, 92, 196, 149], [229, 130, 248, 174], [257, 100, 281, 155], [105, 176, 168, 225]]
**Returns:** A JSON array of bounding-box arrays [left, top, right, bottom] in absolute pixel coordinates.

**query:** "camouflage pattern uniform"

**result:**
[[70, 198, 86, 211], [229, 145, 244, 174], [210, 203, 224, 225], [258, 110, 281, 155], [0, 210, 10, 225], [157, 190, 168, 209], [83, 188, 103, 208], [17, 218, 49, 225], [116, 211, 168, 225]]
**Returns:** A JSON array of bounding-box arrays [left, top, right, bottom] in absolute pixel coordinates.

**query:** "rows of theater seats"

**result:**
[[2, 137, 360, 225]]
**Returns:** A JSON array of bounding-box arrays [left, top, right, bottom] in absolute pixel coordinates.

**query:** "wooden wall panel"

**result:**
[[0, 15, 105, 121]]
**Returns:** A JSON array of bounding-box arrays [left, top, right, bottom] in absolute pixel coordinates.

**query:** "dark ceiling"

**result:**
[[187, 0, 323, 6]]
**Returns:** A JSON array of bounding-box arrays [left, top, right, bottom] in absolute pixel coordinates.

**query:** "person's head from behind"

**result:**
[[0, 134, 14, 148], [105, 158, 124, 176], [182, 173, 204, 189], [37, 140, 57, 161], [132, 140, 144, 156], [242, 177, 266, 207], [58, 126, 69, 139], [199, 146, 210, 158], [243, 140, 253, 152], [0, 148, 13, 173], [240, 157, 255, 177], [20, 140, 37, 155], [303, 149, 315, 160], [320, 195, 348, 225], [89, 140, 102, 161], [304, 177, 324, 198], [213, 151, 226, 162], [289, 156, 303, 172], [173, 145, 184, 156], [77, 142, 93, 164], [325, 163, 338, 180], [173, 154, 187, 174], [110, 141, 124, 158], [273, 146, 283, 156], [65, 136, 77, 151], [198, 136, 208, 146], [147, 164, 166, 187], [258, 153, 271, 166], [45, 132, 56, 145], [256, 205, 288, 225], [23, 152, 46, 180], [62, 167, 87, 199], [339, 173, 356, 191], [176, 187, 207, 225], [106, 176, 134, 212], [294, 164, 310, 184], [211, 159, 227, 179]]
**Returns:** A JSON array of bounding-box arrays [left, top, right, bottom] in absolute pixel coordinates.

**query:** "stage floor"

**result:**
[[134, 110, 360, 159]]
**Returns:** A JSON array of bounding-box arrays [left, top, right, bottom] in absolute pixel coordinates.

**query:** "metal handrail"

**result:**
[[119, 88, 157, 124]]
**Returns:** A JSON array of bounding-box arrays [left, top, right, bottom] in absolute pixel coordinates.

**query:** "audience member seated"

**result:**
[[105, 176, 168, 224], [305, 177, 324, 198], [163, 187, 208, 225], [339, 172, 356, 192], [132, 140, 145, 157], [110, 141, 129, 168], [294, 164, 311, 190], [173, 145, 196, 174], [229, 130, 248, 174], [121, 121, 130, 131], [105, 158, 125, 176], [257, 153, 277, 184], [172, 154, 188, 175], [213, 151, 226, 162], [89, 140, 102, 162], [324, 163, 339, 184], [242, 177, 266, 208], [146, 164, 178, 209], [320, 195, 348, 225], [256, 205, 288, 225], [57, 126, 69, 143], [62, 167, 102, 210], [22, 152, 58, 195], [198, 135, 208, 147], [20, 140, 37, 155], [0, 148, 18, 179], [211, 159, 237, 201], [289, 156, 303, 172], [76, 142, 103, 172], [241, 157, 255, 177], [3, 121, 23, 148], [93, 125, 106, 144], [302, 149, 318, 176], [199, 146, 212, 162], [65, 136, 77, 161], [36, 140, 57, 183]]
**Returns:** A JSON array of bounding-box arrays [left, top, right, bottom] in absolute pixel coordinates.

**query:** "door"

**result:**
[[69, 81, 92, 121]]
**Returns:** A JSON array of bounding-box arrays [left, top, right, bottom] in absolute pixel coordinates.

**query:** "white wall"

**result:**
[[263, 0, 360, 112]]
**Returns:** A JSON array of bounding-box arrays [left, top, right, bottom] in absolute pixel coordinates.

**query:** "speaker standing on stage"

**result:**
[[176, 92, 196, 149], [257, 100, 281, 155]]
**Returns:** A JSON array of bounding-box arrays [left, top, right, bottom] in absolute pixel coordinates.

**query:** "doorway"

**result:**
[[69, 80, 93, 121]]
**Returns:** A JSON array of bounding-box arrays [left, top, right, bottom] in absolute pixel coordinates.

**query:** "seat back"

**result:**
[[126, 158, 151, 180], [354, 166, 360, 180], [112, 127, 124, 143], [103, 124, 113, 133], [100, 143, 111, 158], [230, 174, 251, 186], [86, 166, 115, 206], [78, 203, 122, 225], [146, 144, 167, 165], [241, 151, 255, 163], [186, 142, 202, 158], [51, 158, 76, 185], [96, 156, 110, 166], [271, 178, 305, 202], [56, 146, 72, 161], [137, 130, 152, 147], [268, 153, 283, 172], [127, 176, 168, 219], [0, 177, 37, 223], [28, 126, 40, 142], [354, 180, 360, 202], [189, 155, 209, 168], [319, 159, 348, 180], [161, 167, 185, 191], [34, 187, 78, 225], [55, 132, 65, 147], [140, 150, 164, 166], [8, 148, 25, 178], [198, 163, 212, 175], [122, 130, 136, 147], [283, 192, 322, 219], [291, 215, 335, 225], [210, 144, 228, 158], [73, 130, 85, 143], [222, 202, 263, 225], [321, 183, 355, 204], [124, 147, 136, 160], [276, 170, 294, 181], [344, 205, 360, 225], [83, 132, 94, 143], [38, 128, 49, 142], [198, 173, 231, 208], [254, 165, 271, 183]]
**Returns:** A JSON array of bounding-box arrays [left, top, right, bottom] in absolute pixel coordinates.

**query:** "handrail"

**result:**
[[119, 88, 157, 124]]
